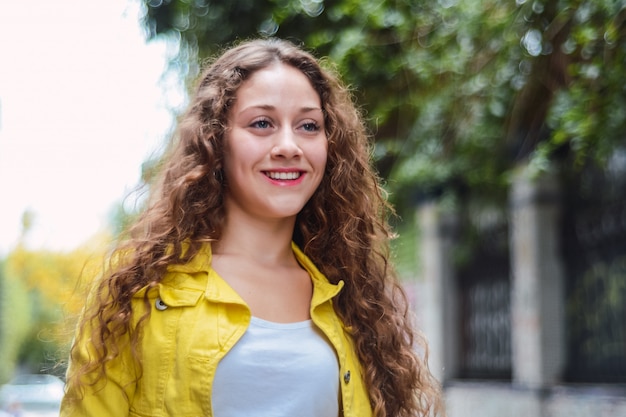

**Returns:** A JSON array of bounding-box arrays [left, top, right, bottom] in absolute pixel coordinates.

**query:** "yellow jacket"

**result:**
[[61, 243, 372, 417]]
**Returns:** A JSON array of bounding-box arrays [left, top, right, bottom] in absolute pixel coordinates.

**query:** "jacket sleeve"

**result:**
[[60, 324, 138, 416]]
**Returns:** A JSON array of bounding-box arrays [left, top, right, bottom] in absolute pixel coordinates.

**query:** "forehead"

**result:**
[[233, 63, 321, 106]]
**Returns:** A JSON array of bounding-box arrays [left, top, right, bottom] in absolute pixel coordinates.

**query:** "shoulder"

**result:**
[[132, 243, 213, 303]]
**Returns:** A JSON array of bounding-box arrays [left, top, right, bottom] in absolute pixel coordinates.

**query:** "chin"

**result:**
[[266, 204, 308, 219]]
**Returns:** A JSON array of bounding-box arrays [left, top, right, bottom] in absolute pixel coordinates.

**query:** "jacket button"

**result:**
[[155, 297, 168, 311], [343, 370, 351, 384]]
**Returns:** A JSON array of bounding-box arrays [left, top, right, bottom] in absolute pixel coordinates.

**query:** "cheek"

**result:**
[[222, 137, 251, 172], [310, 148, 328, 191], [311, 141, 329, 170]]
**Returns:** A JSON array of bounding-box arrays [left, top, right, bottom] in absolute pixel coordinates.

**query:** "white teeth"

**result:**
[[266, 171, 301, 180]]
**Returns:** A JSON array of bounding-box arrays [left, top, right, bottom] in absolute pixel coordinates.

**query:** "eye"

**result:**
[[250, 118, 272, 129], [301, 122, 321, 132]]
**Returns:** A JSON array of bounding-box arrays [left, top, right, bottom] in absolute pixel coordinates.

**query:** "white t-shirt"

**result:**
[[212, 317, 340, 417]]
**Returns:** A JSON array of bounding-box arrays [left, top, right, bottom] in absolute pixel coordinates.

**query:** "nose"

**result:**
[[271, 128, 302, 159]]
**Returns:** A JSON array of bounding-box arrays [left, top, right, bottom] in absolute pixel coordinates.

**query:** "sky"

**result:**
[[0, 0, 183, 254]]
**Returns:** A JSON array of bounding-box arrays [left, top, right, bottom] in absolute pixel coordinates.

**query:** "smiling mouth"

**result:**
[[264, 171, 302, 180]]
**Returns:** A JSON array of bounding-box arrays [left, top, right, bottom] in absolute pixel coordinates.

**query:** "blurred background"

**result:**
[[0, 0, 624, 416]]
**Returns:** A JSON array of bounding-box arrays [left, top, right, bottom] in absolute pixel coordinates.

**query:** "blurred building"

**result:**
[[413, 155, 626, 417]]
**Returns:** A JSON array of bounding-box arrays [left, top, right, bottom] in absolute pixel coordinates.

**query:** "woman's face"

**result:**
[[223, 63, 328, 223]]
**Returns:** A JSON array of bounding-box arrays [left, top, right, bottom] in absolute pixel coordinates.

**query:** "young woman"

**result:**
[[61, 38, 443, 417]]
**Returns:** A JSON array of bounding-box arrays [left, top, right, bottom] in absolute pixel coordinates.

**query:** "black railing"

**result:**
[[458, 221, 512, 380], [562, 166, 626, 383]]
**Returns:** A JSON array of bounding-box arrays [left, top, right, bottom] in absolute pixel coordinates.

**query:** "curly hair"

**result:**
[[66, 38, 443, 417]]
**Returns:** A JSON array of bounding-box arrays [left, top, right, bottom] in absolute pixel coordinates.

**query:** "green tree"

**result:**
[[141, 0, 625, 214], [1, 236, 110, 377], [0, 259, 32, 383]]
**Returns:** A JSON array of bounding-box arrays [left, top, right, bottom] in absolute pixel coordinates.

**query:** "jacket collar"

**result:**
[[164, 241, 344, 306], [290, 242, 344, 308]]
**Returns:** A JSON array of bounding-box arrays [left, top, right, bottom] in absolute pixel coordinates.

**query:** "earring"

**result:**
[[213, 168, 224, 183]]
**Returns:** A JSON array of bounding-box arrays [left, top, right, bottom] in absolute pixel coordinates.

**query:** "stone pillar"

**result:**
[[418, 200, 460, 383], [509, 168, 566, 388]]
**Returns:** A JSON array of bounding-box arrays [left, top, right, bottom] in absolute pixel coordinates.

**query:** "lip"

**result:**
[[262, 169, 306, 186]]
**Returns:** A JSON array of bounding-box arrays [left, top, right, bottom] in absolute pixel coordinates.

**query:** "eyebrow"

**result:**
[[237, 104, 323, 116]]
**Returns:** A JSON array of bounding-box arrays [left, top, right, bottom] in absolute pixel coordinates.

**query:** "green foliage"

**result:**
[[0, 240, 109, 378], [0, 259, 32, 383], [140, 0, 626, 215], [390, 211, 421, 281], [567, 255, 626, 365]]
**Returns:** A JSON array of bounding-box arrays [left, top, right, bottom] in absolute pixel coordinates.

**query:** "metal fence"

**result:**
[[457, 218, 512, 380], [440, 153, 626, 384], [562, 164, 626, 383]]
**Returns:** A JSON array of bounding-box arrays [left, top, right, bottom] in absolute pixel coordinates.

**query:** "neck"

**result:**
[[213, 210, 297, 266]]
